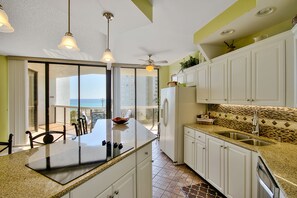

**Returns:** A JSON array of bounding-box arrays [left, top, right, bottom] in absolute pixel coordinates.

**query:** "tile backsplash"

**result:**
[[208, 104, 297, 145]]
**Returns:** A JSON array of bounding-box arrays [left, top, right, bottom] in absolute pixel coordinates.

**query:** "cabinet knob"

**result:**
[[145, 152, 148, 155], [252, 99, 255, 102], [247, 99, 250, 101], [198, 136, 201, 138], [205, 99, 208, 101], [203, 147, 205, 150], [220, 145, 224, 148], [224, 146, 228, 149], [224, 99, 227, 101], [114, 190, 119, 195], [192, 142, 195, 144], [151, 160, 154, 163]]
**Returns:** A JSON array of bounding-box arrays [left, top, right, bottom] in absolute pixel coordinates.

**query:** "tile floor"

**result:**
[[152, 140, 225, 198]]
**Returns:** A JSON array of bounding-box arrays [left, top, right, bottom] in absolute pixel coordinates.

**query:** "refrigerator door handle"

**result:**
[[164, 98, 169, 127]]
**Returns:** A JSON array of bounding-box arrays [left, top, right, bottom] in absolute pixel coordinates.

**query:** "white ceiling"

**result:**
[[0, 0, 236, 65], [0, 0, 295, 66]]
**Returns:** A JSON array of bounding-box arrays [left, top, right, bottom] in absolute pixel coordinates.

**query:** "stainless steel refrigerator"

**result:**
[[160, 86, 206, 164]]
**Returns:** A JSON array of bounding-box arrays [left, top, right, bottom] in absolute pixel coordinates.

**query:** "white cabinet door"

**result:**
[[209, 59, 228, 104], [252, 40, 285, 106], [113, 169, 136, 198], [224, 142, 251, 198], [137, 156, 152, 198], [194, 140, 206, 178], [196, 64, 209, 103], [96, 186, 113, 198], [177, 73, 185, 84], [184, 134, 195, 169], [206, 136, 224, 192], [228, 51, 252, 105], [185, 69, 197, 86]]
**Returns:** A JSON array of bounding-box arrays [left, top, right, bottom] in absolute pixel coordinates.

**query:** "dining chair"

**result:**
[[25, 125, 66, 148], [0, 134, 13, 154], [72, 122, 82, 136]]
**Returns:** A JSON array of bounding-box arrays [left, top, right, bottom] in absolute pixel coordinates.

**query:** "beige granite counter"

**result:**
[[0, 119, 157, 198], [185, 123, 297, 198]]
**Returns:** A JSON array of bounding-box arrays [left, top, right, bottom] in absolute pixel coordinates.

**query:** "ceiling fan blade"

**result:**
[[154, 60, 168, 64]]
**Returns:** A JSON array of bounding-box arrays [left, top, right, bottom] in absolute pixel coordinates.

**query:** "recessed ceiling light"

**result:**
[[256, 7, 276, 17], [220, 29, 235, 36]]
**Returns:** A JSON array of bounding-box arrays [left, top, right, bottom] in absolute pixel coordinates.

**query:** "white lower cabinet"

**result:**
[[205, 135, 251, 198], [194, 136, 206, 178], [184, 132, 195, 169], [182, 132, 254, 198], [70, 143, 152, 198], [224, 142, 251, 198], [96, 169, 136, 198], [184, 128, 206, 176], [205, 135, 225, 192]]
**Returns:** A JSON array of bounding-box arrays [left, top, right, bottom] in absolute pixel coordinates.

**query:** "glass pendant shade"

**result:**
[[0, 6, 14, 33], [146, 65, 154, 72], [100, 48, 115, 63], [58, 32, 80, 51]]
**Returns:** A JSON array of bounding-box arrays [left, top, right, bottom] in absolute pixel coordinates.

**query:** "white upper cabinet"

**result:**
[[176, 73, 186, 84], [208, 58, 228, 104], [228, 51, 252, 105], [251, 40, 285, 106], [184, 67, 197, 86], [196, 63, 209, 103]]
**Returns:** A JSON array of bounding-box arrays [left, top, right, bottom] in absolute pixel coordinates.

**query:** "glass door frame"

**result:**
[[28, 61, 110, 132], [117, 67, 160, 125]]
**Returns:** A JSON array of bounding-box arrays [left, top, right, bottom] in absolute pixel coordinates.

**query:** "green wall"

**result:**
[[0, 56, 8, 141], [159, 66, 169, 89], [132, 0, 153, 22], [234, 19, 293, 49]]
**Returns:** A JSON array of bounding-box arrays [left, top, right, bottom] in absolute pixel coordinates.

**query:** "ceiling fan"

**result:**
[[139, 54, 168, 72]]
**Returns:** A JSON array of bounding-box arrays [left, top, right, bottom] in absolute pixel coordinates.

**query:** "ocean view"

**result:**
[[70, 99, 106, 107]]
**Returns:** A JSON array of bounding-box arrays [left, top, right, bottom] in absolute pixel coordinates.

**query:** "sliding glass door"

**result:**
[[119, 68, 159, 132], [136, 69, 158, 132], [27, 62, 108, 136]]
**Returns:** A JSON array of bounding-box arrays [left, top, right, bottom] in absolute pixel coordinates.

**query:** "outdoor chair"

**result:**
[[0, 134, 13, 154]]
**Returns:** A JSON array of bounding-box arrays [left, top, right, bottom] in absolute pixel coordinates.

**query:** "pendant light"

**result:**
[[58, 0, 79, 51], [100, 12, 115, 63], [0, 4, 14, 33]]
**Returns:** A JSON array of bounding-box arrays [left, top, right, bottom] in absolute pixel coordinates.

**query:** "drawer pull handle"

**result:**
[[114, 190, 119, 195], [152, 160, 154, 163], [145, 152, 149, 155]]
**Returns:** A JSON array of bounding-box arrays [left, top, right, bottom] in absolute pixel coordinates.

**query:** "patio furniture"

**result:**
[[0, 134, 13, 154], [25, 125, 66, 148]]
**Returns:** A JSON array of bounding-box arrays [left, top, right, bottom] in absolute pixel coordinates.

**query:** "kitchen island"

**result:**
[[0, 119, 157, 198]]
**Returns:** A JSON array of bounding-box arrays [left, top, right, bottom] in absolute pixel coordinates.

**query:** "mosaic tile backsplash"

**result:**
[[208, 104, 297, 145]]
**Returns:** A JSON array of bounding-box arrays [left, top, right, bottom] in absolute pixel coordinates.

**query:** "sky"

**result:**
[[70, 74, 106, 99]]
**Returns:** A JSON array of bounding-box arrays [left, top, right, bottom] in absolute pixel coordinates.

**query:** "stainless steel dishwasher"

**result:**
[[257, 157, 280, 198]]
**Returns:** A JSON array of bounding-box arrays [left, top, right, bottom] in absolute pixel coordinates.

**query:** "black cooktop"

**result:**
[[26, 138, 133, 185]]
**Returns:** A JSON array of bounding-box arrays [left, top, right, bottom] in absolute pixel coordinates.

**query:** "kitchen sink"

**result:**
[[240, 139, 274, 146], [216, 131, 251, 140]]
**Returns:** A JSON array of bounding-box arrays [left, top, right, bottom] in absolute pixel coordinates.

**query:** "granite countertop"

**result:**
[[0, 119, 157, 198], [185, 123, 297, 198]]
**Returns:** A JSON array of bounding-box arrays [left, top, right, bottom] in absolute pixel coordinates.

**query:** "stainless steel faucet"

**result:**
[[252, 110, 260, 136]]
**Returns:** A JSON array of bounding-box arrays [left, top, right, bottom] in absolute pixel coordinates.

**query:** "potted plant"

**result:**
[[180, 56, 199, 71]]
